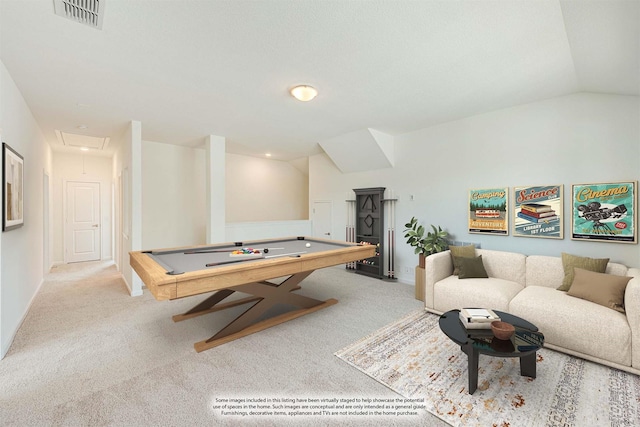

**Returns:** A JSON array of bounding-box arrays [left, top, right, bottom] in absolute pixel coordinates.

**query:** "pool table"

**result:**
[[130, 236, 374, 352]]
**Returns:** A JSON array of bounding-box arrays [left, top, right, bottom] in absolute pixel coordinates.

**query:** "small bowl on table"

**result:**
[[491, 321, 515, 340]]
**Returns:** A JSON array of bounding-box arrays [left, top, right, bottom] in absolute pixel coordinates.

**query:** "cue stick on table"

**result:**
[[185, 247, 285, 255], [205, 251, 307, 267]]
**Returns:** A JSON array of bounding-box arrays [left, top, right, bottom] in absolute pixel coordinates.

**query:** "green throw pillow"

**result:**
[[558, 253, 609, 292], [457, 255, 488, 279], [450, 245, 476, 275]]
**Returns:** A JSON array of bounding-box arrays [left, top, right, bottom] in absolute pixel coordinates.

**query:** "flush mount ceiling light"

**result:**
[[290, 85, 318, 102]]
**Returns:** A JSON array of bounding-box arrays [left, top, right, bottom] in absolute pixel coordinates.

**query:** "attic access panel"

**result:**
[[55, 130, 110, 151]]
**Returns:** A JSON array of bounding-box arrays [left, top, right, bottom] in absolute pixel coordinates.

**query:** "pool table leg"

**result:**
[[193, 270, 338, 352], [172, 290, 261, 322]]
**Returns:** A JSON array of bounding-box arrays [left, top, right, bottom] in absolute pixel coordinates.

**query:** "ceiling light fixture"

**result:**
[[265, 153, 272, 157], [80, 147, 89, 151], [290, 85, 318, 102]]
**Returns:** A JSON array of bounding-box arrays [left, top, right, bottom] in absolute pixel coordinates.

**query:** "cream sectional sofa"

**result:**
[[424, 248, 640, 375]]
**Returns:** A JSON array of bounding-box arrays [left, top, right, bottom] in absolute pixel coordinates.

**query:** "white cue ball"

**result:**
[[305, 243, 311, 248]]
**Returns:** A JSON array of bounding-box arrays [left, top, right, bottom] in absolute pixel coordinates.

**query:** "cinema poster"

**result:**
[[513, 185, 563, 239], [469, 187, 508, 235], [572, 181, 637, 244]]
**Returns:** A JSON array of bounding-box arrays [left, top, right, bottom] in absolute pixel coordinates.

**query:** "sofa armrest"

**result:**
[[626, 268, 640, 369], [424, 250, 453, 309]]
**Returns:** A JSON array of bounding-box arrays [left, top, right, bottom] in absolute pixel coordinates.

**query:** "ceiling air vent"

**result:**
[[53, 0, 105, 30]]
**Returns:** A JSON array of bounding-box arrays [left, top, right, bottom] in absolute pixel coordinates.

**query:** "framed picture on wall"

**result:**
[[513, 185, 563, 239], [571, 181, 637, 243], [3, 142, 24, 231], [468, 187, 508, 235]]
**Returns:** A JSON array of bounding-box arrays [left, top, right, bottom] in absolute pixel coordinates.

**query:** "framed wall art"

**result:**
[[571, 181, 637, 244], [3, 142, 24, 231], [513, 185, 563, 239], [468, 187, 508, 235]]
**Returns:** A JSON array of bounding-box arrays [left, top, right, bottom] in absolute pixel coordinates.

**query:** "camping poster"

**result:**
[[468, 188, 508, 235], [572, 181, 637, 243], [513, 185, 563, 239]]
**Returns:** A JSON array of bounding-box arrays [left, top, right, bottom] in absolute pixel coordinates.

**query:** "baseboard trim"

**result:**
[[120, 271, 143, 297], [1, 278, 45, 360]]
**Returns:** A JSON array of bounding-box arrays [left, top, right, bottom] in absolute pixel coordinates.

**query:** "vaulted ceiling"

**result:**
[[1, 1, 638, 160]]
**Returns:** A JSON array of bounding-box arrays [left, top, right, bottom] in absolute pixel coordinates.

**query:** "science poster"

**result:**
[[571, 181, 637, 243], [468, 188, 508, 235], [513, 185, 563, 239]]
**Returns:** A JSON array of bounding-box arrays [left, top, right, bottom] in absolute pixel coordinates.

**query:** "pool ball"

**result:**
[[305, 243, 311, 248]]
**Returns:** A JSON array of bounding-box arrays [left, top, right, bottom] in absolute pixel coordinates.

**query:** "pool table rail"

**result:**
[[130, 238, 375, 301]]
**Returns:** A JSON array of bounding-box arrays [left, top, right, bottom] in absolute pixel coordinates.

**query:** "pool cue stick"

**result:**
[[205, 258, 262, 267], [346, 195, 355, 269], [351, 202, 356, 268], [205, 251, 307, 267], [186, 247, 285, 255], [386, 195, 391, 278], [264, 251, 306, 259], [390, 193, 394, 278], [185, 249, 235, 254], [390, 192, 395, 278], [389, 190, 393, 278]]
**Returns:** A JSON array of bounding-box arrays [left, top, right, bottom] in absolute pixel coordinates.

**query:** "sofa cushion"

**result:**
[[558, 253, 609, 291], [526, 255, 564, 289], [476, 249, 526, 285], [450, 245, 476, 275], [605, 262, 629, 277], [434, 275, 523, 313], [568, 268, 631, 313], [509, 286, 631, 366], [457, 255, 488, 279]]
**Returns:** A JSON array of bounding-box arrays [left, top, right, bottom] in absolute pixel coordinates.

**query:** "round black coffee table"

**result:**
[[439, 309, 544, 394]]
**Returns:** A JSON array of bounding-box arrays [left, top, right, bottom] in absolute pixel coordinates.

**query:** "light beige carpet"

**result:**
[[0, 261, 449, 426], [335, 310, 640, 427]]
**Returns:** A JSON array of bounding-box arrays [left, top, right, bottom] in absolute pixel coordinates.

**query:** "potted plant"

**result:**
[[403, 217, 449, 268]]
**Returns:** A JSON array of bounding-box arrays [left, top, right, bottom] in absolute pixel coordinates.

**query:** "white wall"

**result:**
[[142, 141, 206, 249], [52, 152, 113, 264], [112, 121, 142, 296], [310, 93, 640, 283], [0, 61, 53, 358], [226, 153, 309, 222], [139, 147, 310, 250]]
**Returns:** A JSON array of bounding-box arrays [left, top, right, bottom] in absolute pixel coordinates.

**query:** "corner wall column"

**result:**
[[130, 121, 143, 296], [205, 135, 226, 243]]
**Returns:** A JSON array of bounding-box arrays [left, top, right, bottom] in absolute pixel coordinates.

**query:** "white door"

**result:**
[[312, 201, 333, 239], [65, 181, 101, 263]]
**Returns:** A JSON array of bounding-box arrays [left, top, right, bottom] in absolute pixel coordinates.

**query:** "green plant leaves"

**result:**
[[403, 217, 448, 256]]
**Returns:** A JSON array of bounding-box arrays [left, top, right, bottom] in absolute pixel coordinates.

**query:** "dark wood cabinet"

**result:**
[[354, 187, 385, 279]]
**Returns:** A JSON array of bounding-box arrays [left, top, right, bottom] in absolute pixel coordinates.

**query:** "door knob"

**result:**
[[92, 224, 99, 227]]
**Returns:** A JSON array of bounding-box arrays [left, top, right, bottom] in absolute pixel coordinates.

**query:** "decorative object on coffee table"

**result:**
[[491, 320, 515, 340]]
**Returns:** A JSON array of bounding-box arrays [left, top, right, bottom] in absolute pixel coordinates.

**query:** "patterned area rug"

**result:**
[[335, 310, 640, 427]]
